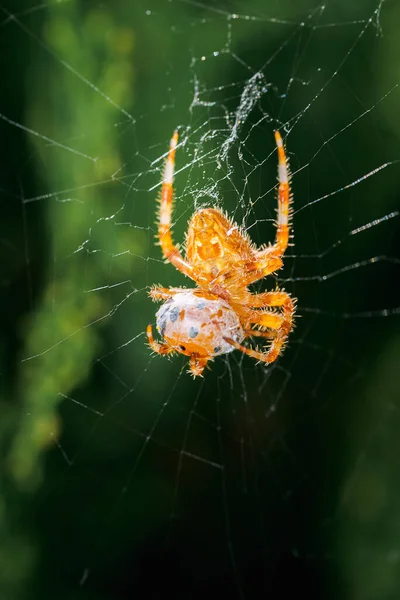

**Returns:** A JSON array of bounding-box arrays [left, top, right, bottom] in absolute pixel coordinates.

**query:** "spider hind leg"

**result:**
[[146, 324, 175, 356], [223, 335, 285, 366], [188, 354, 208, 378]]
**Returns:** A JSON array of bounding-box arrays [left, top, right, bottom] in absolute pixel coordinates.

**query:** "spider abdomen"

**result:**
[[156, 291, 244, 358]]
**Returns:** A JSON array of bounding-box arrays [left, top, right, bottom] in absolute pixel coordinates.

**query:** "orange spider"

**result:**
[[147, 129, 296, 377]]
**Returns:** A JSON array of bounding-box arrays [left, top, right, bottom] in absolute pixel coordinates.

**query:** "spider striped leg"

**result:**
[[242, 131, 292, 286], [273, 130, 292, 256], [146, 325, 175, 356], [158, 131, 194, 279]]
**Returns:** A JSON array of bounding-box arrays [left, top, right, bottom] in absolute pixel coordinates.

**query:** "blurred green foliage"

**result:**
[[12, 0, 135, 487]]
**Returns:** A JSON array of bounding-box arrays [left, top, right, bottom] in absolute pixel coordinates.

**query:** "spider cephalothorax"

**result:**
[[147, 130, 296, 377]]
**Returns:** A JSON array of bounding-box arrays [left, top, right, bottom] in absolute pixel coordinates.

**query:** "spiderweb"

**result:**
[[1, 0, 399, 598]]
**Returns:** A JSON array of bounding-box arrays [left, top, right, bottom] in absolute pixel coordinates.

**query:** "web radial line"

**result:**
[[216, 375, 244, 599], [0, 6, 135, 123], [0, 111, 96, 161], [167, 382, 205, 540]]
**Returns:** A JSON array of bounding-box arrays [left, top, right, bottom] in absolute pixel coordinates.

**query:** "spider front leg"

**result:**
[[158, 131, 195, 280], [273, 130, 292, 256], [243, 131, 292, 286]]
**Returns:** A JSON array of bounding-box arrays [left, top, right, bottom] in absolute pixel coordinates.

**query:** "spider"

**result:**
[[147, 129, 296, 377]]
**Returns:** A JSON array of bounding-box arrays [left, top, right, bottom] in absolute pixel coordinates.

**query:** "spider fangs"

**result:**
[[147, 129, 296, 377]]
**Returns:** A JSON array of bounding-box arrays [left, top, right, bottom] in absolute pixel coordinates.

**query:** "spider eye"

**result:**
[[179, 345, 186, 351]]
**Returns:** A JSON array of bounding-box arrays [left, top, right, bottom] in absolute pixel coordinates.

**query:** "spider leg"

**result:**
[[246, 290, 291, 308], [158, 131, 195, 280], [146, 324, 175, 356], [242, 131, 292, 286], [225, 292, 295, 365], [240, 290, 295, 330], [149, 286, 187, 302], [188, 354, 208, 378], [272, 130, 292, 256], [243, 255, 283, 286], [251, 292, 295, 338], [223, 335, 285, 366], [244, 329, 275, 340], [248, 311, 284, 330]]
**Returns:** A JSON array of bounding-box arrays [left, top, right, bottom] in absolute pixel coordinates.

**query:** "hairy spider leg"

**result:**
[[244, 329, 275, 339], [250, 292, 295, 339], [224, 335, 284, 366], [149, 286, 187, 302], [243, 130, 292, 286], [188, 354, 209, 378], [249, 311, 284, 329], [240, 289, 297, 332], [147, 324, 175, 356], [158, 130, 194, 279], [225, 293, 295, 365], [246, 290, 292, 308], [274, 130, 292, 255]]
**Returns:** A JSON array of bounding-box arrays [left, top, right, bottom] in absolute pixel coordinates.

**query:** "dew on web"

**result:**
[[0, 0, 399, 598]]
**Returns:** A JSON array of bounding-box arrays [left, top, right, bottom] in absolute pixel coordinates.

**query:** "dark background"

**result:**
[[0, 0, 399, 599]]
